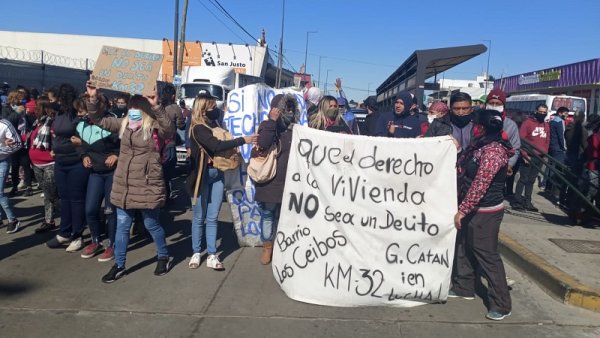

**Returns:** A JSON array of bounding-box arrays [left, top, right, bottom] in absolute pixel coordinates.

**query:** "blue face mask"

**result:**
[[128, 109, 142, 121]]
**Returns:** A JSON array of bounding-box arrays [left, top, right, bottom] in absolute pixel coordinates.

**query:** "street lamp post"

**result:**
[[276, 0, 286, 88], [318, 55, 326, 89], [304, 31, 317, 75], [325, 69, 333, 95], [483, 39, 492, 95]]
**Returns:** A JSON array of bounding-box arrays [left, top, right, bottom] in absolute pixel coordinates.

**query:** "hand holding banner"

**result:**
[[90, 45, 163, 96], [272, 126, 458, 307]]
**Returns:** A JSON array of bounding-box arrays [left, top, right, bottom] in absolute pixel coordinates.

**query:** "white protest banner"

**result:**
[[223, 83, 307, 247], [272, 125, 458, 307], [90, 46, 163, 96]]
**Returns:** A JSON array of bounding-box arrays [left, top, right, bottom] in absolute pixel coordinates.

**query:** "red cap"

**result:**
[[487, 88, 506, 105]]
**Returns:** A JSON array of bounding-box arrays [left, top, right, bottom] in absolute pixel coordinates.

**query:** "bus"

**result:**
[[505, 94, 587, 119]]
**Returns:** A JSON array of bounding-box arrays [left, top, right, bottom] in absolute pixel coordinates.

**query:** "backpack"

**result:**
[[192, 125, 241, 171]]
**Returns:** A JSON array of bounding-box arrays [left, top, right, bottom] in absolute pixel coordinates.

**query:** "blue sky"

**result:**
[[1, 0, 599, 101]]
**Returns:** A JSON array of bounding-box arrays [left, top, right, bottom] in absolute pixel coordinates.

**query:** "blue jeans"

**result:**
[[0, 159, 16, 221], [85, 171, 116, 246], [114, 208, 169, 268], [54, 161, 90, 238], [258, 202, 281, 242], [191, 167, 224, 254]]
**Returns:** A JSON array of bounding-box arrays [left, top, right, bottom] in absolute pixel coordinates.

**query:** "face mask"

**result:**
[[12, 105, 25, 114], [205, 109, 220, 121], [128, 109, 142, 121], [427, 115, 436, 123], [534, 113, 546, 123], [450, 113, 472, 128], [324, 108, 339, 119], [486, 104, 504, 113], [279, 111, 296, 129]]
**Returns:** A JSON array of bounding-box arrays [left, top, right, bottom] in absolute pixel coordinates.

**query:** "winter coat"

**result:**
[[549, 115, 566, 154], [87, 99, 175, 210], [76, 114, 121, 173], [52, 111, 85, 165], [424, 114, 453, 137], [254, 119, 292, 204]]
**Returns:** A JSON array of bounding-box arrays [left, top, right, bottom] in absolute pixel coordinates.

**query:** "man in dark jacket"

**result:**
[[160, 84, 185, 201], [363, 97, 380, 136], [376, 91, 428, 138], [545, 106, 569, 192], [425, 92, 474, 152]]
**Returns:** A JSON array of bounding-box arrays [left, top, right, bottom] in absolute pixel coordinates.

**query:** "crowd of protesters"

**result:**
[[1, 77, 599, 321]]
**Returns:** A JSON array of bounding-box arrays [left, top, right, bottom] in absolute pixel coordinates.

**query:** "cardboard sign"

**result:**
[[222, 83, 307, 247], [271, 126, 458, 307], [91, 46, 163, 96]]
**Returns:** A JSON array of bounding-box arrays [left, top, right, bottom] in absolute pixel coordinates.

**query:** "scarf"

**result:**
[[33, 116, 52, 150]]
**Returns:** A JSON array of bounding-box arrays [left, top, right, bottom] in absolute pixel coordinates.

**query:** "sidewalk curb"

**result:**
[[499, 231, 600, 313]]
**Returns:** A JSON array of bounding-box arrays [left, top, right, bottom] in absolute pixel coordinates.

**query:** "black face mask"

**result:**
[[451, 113, 472, 128], [205, 109, 220, 121], [534, 113, 546, 123]]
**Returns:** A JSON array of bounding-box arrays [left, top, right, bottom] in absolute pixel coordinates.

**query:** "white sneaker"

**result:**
[[506, 276, 516, 287], [206, 254, 225, 271], [17, 180, 25, 189], [40, 193, 45, 198], [188, 253, 201, 269], [66, 237, 83, 252]]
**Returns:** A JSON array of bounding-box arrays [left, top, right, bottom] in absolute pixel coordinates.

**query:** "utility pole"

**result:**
[[276, 0, 286, 88], [303, 31, 317, 75], [317, 55, 326, 89], [177, 0, 189, 77], [173, 0, 179, 82], [483, 39, 492, 95]]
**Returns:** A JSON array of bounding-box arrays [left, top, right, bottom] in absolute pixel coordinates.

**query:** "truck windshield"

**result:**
[[180, 84, 224, 101]]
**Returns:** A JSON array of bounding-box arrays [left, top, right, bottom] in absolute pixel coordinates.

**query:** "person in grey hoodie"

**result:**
[[485, 89, 520, 178]]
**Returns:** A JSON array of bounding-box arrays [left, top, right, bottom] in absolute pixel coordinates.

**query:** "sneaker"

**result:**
[[6, 219, 20, 234], [154, 257, 171, 276], [17, 180, 25, 189], [506, 276, 516, 287], [102, 264, 126, 283], [188, 253, 201, 269], [525, 204, 539, 212], [510, 202, 525, 211], [66, 237, 83, 252], [81, 242, 103, 259], [206, 254, 225, 271], [35, 221, 57, 234], [486, 310, 512, 321], [24, 188, 33, 197], [46, 234, 71, 248], [39, 193, 45, 198], [98, 247, 115, 262], [447, 289, 475, 300]]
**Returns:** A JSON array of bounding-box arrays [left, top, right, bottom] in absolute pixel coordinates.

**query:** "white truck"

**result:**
[[176, 66, 264, 165], [179, 66, 263, 110]]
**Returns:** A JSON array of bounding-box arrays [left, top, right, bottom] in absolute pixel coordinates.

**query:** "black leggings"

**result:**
[[11, 148, 33, 189]]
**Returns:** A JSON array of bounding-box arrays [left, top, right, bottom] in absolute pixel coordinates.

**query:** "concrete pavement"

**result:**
[[1, 177, 600, 337], [500, 187, 600, 312]]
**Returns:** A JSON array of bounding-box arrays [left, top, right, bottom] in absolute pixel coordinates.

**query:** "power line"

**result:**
[[195, 0, 249, 44], [196, 0, 296, 73], [284, 48, 395, 68], [207, 0, 257, 42]]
